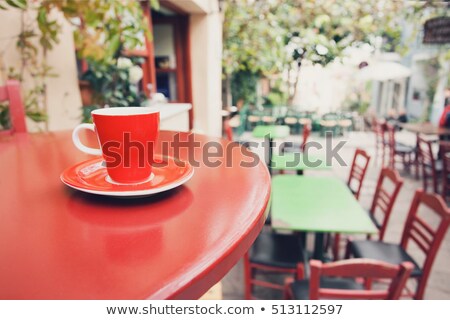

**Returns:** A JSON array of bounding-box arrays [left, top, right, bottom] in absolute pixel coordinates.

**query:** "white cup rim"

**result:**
[[91, 107, 160, 116]]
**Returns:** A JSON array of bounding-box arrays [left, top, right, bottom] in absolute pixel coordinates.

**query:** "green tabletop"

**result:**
[[271, 175, 378, 234], [252, 125, 290, 139], [271, 153, 331, 171]]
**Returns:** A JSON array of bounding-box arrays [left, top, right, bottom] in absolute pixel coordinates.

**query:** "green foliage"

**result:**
[[0, 0, 159, 129], [222, 0, 289, 76], [230, 71, 259, 106], [80, 59, 148, 123], [0, 102, 11, 131], [263, 79, 288, 107], [81, 105, 100, 124], [223, 0, 406, 105]]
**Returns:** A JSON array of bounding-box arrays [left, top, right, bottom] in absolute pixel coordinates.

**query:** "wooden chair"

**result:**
[[333, 167, 403, 260], [367, 168, 404, 240], [298, 117, 312, 134], [386, 123, 415, 171], [329, 149, 371, 260], [346, 190, 450, 299], [278, 124, 312, 175], [244, 231, 306, 299], [223, 119, 233, 141], [0, 80, 27, 135], [281, 123, 311, 154], [417, 135, 441, 193], [285, 259, 413, 300], [347, 148, 371, 199], [373, 118, 387, 165], [440, 141, 450, 202]]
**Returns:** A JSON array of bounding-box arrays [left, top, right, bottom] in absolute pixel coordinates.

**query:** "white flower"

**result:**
[[117, 57, 133, 69], [129, 65, 143, 84]]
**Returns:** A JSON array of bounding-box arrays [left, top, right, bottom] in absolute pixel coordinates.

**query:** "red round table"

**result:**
[[0, 131, 270, 299]]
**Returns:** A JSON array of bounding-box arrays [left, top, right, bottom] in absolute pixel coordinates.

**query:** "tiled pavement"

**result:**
[[222, 131, 450, 299]]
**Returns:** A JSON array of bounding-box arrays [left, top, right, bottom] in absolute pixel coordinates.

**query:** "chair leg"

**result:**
[[415, 153, 420, 179], [333, 233, 341, 261], [422, 167, 428, 192], [243, 253, 252, 300], [344, 238, 353, 259], [433, 171, 439, 194], [414, 278, 425, 300], [283, 278, 294, 299]]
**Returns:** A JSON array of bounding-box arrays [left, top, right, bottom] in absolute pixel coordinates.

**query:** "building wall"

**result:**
[[0, 2, 223, 136], [189, 5, 223, 137], [0, 8, 82, 132]]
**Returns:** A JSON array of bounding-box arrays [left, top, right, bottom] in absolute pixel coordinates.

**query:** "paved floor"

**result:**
[[222, 130, 450, 299]]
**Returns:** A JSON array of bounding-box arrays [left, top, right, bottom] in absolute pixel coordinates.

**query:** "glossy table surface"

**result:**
[[271, 176, 377, 234], [399, 122, 450, 136], [0, 131, 271, 299], [252, 125, 290, 139]]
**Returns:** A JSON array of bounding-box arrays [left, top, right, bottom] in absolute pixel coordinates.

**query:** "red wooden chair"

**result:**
[[333, 167, 403, 260], [417, 135, 441, 193], [367, 168, 404, 241], [347, 148, 371, 200], [386, 123, 415, 171], [223, 119, 233, 141], [346, 190, 450, 299], [442, 150, 450, 202], [300, 123, 311, 152], [285, 259, 413, 300], [244, 231, 306, 299], [0, 80, 27, 135], [281, 123, 311, 154], [330, 149, 370, 260], [373, 118, 387, 165], [278, 124, 311, 175]]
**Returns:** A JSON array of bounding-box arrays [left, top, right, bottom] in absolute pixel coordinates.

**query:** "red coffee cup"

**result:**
[[72, 107, 160, 184]]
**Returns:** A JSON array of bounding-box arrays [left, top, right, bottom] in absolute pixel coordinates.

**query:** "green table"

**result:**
[[252, 125, 290, 139], [271, 153, 331, 171], [271, 175, 378, 260]]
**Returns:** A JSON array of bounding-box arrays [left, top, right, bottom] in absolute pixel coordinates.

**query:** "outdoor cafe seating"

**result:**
[[284, 259, 413, 300], [3, 0, 450, 306], [346, 190, 450, 300], [332, 167, 404, 261]]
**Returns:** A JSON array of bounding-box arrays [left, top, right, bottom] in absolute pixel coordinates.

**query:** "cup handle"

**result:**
[[72, 123, 102, 156]]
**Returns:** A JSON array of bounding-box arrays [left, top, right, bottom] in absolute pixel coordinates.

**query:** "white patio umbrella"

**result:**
[[357, 61, 412, 81]]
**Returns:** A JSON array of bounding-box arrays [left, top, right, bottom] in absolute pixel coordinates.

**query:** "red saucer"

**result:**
[[60, 155, 194, 197]]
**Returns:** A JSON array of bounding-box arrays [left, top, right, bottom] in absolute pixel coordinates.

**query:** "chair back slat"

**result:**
[[300, 124, 311, 152], [347, 149, 371, 199], [308, 259, 413, 300], [369, 168, 403, 240], [409, 230, 431, 254], [386, 123, 396, 146], [417, 136, 439, 192], [417, 136, 435, 166]]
